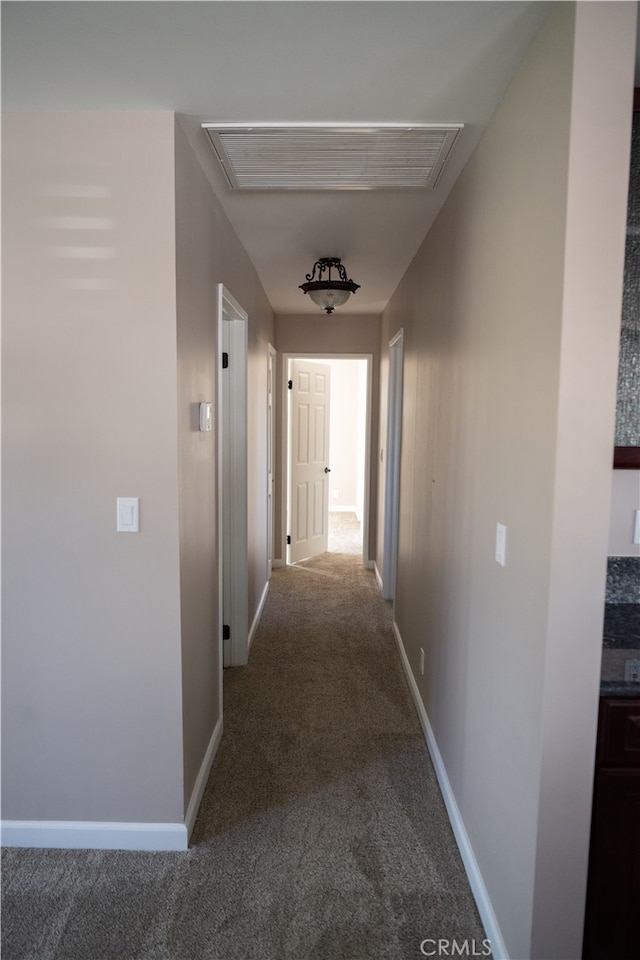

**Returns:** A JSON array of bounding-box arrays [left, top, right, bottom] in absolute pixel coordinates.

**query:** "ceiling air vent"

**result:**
[[201, 123, 463, 191]]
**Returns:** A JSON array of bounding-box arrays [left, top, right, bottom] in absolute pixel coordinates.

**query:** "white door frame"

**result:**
[[217, 284, 249, 668], [267, 343, 277, 578], [382, 329, 404, 601], [281, 353, 373, 567]]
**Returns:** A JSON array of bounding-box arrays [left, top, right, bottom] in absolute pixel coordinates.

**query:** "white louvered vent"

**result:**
[[201, 123, 463, 191]]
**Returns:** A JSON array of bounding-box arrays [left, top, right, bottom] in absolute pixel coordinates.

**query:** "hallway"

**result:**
[[2, 552, 487, 960]]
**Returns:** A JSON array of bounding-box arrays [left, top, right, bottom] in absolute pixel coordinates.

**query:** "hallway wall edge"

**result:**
[[391, 621, 509, 960]]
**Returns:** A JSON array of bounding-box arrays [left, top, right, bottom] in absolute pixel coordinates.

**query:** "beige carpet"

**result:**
[[327, 511, 362, 555], [2, 553, 488, 960]]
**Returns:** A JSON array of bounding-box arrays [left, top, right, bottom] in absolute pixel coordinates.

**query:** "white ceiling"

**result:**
[[2, 2, 638, 315]]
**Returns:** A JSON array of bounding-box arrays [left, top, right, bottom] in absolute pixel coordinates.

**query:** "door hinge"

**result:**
[[288, 379, 293, 390], [222, 352, 229, 369], [287, 535, 291, 545], [223, 624, 230, 640]]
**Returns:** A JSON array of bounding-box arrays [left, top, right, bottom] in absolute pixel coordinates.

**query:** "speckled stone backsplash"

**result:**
[[606, 557, 640, 603], [615, 112, 640, 445]]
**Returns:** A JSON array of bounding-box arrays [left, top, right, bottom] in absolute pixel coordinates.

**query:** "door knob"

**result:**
[[324, 467, 331, 473]]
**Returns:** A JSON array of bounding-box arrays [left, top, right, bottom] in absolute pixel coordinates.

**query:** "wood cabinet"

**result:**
[[583, 698, 640, 959]]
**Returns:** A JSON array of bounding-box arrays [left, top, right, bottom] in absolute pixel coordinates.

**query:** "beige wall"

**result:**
[[2, 112, 185, 822], [174, 121, 274, 811], [2, 112, 275, 830], [608, 470, 640, 556], [274, 313, 381, 563], [377, 4, 636, 958]]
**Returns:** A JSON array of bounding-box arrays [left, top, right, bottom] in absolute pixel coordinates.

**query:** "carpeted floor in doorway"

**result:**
[[327, 510, 362, 555], [1, 552, 489, 960]]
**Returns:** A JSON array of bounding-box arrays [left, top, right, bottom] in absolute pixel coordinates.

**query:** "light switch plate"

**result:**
[[495, 522, 507, 566], [117, 497, 139, 533]]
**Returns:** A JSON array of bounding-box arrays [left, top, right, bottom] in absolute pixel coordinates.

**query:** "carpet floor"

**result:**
[[2, 550, 488, 960], [327, 511, 362, 555]]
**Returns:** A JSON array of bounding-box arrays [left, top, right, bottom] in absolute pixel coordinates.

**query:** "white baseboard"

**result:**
[[248, 579, 269, 653], [184, 714, 223, 840], [391, 621, 509, 960], [3, 714, 227, 851], [0, 819, 188, 852], [373, 562, 384, 593]]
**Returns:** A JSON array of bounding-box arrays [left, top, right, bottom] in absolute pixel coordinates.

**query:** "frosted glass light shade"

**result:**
[[308, 288, 352, 312]]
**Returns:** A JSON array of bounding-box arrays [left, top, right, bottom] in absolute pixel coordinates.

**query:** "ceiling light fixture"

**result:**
[[299, 258, 360, 314]]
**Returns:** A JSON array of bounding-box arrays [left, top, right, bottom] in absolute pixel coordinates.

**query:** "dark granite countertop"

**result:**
[[603, 604, 640, 648], [601, 603, 640, 698], [600, 680, 640, 697]]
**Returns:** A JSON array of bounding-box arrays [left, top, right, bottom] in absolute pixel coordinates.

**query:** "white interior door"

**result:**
[[288, 359, 331, 563]]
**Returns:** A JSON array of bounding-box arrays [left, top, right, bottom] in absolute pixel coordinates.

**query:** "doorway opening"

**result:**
[[283, 355, 371, 566]]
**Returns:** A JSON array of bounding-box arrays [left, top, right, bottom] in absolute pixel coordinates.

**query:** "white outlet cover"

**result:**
[[624, 659, 640, 682]]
